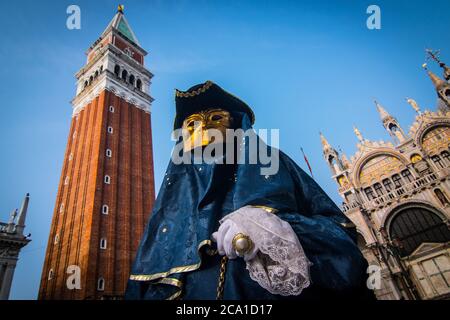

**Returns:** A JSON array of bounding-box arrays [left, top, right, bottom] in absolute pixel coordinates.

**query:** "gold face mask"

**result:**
[[182, 109, 233, 151]]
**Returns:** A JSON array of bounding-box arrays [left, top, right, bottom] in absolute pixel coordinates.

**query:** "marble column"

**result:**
[[0, 263, 16, 300]]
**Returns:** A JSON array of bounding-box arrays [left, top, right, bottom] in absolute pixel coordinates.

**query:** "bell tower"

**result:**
[[38, 6, 155, 300]]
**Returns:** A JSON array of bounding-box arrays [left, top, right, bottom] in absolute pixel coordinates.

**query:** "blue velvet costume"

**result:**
[[125, 82, 374, 300]]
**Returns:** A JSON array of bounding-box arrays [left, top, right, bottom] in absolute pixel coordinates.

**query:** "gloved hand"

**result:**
[[212, 219, 259, 261]]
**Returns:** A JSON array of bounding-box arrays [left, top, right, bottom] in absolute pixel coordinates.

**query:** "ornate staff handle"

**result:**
[[216, 233, 254, 299]]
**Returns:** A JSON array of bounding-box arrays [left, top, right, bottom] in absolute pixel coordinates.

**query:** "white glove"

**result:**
[[212, 206, 311, 296], [212, 219, 259, 261]]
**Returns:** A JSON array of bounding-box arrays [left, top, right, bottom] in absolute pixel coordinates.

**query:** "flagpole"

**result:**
[[300, 147, 314, 179]]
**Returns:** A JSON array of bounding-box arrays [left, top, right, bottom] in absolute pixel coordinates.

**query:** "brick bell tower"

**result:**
[[39, 6, 155, 300]]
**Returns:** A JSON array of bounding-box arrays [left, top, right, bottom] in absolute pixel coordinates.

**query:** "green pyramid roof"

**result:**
[[102, 11, 140, 46]]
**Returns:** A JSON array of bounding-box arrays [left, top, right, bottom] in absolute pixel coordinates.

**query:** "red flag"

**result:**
[[301, 147, 314, 178]]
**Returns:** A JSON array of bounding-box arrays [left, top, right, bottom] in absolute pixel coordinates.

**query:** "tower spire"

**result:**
[[423, 63, 450, 111], [426, 48, 450, 81], [424, 64, 446, 90], [319, 132, 344, 175], [374, 100, 406, 143], [320, 131, 332, 152], [100, 4, 141, 48], [374, 99, 390, 120], [15, 193, 30, 236], [338, 146, 350, 169]]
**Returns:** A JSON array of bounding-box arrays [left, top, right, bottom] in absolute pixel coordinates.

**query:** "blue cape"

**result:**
[[125, 113, 373, 300]]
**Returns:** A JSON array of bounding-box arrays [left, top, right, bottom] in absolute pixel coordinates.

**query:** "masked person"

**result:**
[[125, 81, 374, 300]]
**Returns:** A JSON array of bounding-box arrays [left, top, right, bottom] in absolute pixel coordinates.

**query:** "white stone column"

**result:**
[[0, 263, 16, 300], [0, 263, 6, 290]]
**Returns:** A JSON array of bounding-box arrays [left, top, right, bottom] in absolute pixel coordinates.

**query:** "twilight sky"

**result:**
[[1, 0, 449, 299]]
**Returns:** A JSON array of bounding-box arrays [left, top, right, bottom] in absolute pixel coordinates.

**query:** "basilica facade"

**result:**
[[322, 52, 450, 300]]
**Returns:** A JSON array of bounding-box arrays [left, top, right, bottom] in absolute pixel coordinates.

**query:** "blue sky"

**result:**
[[1, 0, 449, 299]]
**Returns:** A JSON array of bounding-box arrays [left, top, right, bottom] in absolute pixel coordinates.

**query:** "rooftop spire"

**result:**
[[426, 48, 450, 81], [320, 132, 332, 152], [423, 63, 446, 90], [101, 5, 140, 46], [320, 132, 344, 175], [341, 153, 350, 168], [320, 131, 329, 146], [423, 62, 450, 111], [374, 99, 390, 120], [15, 193, 30, 236], [374, 100, 406, 144], [338, 146, 350, 169]]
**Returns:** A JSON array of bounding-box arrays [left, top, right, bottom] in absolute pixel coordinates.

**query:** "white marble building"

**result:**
[[321, 52, 450, 300], [0, 194, 31, 300]]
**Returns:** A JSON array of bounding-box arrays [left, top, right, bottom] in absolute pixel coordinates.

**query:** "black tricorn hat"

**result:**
[[173, 80, 255, 130]]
